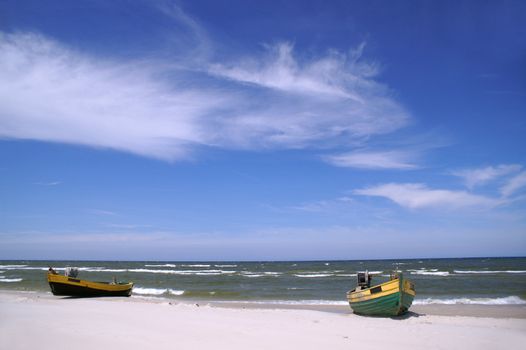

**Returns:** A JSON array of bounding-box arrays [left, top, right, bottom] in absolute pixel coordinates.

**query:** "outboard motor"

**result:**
[[65, 267, 79, 278], [357, 271, 371, 289]]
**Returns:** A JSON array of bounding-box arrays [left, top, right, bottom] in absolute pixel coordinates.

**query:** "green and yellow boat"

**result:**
[[347, 271, 415, 316], [47, 268, 133, 297]]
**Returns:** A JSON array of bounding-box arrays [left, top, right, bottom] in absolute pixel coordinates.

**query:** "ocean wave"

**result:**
[[414, 296, 526, 305], [0, 266, 46, 270], [144, 264, 177, 268], [182, 264, 211, 268], [0, 264, 27, 269], [241, 274, 265, 278], [294, 274, 333, 278], [127, 269, 236, 275], [453, 270, 526, 274], [215, 300, 348, 306], [410, 270, 449, 276], [215, 264, 237, 268], [78, 268, 128, 272], [239, 272, 280, 277], [0, 278, 23, 282], [133, 287, 184, 296]]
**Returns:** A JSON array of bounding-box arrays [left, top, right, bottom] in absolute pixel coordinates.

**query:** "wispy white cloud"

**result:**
[[210, 42, 374, 101], [33, 181, 61, 186], [354, 183, 501, 210], [89, 209, 118, 216], [323, 150, 418, 169], [155, 0, 212, 63], [0, 32, 410, 160], [209, 42, 409, 147], [501, 171, 526, 198], [290, 195, 358, 213], [451, 164, 522, 189], [0, 32, 217, 161]]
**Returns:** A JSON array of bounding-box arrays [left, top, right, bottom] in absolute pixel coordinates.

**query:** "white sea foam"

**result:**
[[453, 270, 526, 274], [215, 300, 348, 306], [0, 264, 27, 269], [294, 274, 333, 278], [410, 270, 450, 276], [215, 264, 237, 268], [414, 296, 526, 305], [242, 274, 265, 278], [0, 266, 47, 271], [127, 269, 236, 275], [0, 278, 23, 282], [182, 264, 211, 268], [78, 268, 127, 272], [133, 287, 184, 296], [144, 264, 177, 268], [263, 272, 282, 275]]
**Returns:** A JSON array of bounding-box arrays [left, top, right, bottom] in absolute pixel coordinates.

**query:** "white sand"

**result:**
[[1, 292, 525, 350]]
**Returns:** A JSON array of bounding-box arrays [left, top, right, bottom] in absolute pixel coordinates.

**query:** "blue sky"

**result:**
[[1, 0, 525, 260]]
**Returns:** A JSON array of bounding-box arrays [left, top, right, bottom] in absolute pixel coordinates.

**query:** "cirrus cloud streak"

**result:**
[[323, 150, 418, 169], [354, 183, 501, 210], [0, 31, 410, 160]]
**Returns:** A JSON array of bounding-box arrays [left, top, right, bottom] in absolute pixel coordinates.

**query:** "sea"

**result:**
[[1, 257, 525, 306]]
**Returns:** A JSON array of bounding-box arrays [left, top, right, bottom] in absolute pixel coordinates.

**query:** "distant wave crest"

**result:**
[[453, 270, 526, 274], [414, 296, 526, 305], [410, 270, 450, 276], [0, 278, 23, 282], [133, 287, 184, 296]]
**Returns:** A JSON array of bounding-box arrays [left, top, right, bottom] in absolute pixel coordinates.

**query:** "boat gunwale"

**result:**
[[47, 273, 133, 292], [347, 275, 400, 299]]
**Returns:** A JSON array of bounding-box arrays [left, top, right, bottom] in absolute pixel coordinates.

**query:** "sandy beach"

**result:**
[[1, 291, 524, 350]]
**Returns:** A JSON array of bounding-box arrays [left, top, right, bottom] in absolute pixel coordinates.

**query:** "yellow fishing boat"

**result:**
[[47, 268, 133, 297], [347, 271, 415, 316]]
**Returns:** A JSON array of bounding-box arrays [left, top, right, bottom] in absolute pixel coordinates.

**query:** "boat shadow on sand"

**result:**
[[350, 311, 424, 320], [389, 311, 424, 320], [58, 295, 130, 299]]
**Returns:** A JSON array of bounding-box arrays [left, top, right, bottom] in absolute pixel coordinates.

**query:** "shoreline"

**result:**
[[3, 289, 526, 319]]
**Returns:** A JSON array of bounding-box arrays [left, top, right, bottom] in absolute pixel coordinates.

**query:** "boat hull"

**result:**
[[48, 273, 133, 297], [347, 274, 415, 316]]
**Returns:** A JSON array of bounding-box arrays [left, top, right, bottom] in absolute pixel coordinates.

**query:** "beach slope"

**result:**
[[0, 292, 524, 350]]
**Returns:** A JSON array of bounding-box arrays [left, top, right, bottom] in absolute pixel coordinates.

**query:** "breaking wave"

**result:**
[[409, 270, 450, 276], [0, 264, 28, 269], [294, 274, 333, 278], [0, 278, 23, 282], [414, 296, 526, 305], [453, 270, 526, 274], [215, 300, 348, 306], [133, 287, 184, 296]]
